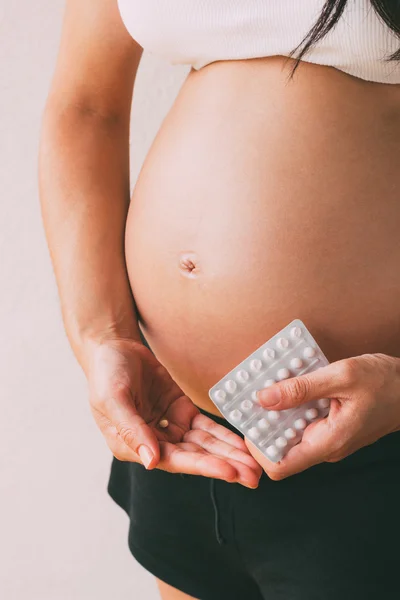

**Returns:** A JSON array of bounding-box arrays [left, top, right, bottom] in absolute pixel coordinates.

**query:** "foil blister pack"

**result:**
[[208, 319, 331, 463]]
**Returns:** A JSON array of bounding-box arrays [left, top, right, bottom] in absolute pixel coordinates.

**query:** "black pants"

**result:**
[[108, 399, 400, 600]]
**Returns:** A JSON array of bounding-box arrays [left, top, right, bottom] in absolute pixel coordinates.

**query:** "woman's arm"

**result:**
[[38, 0, 263, 485], [39, 0, 143, 372]]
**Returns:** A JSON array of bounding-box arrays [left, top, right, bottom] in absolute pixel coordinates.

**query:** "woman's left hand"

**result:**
[[245, 353, 400, 480]]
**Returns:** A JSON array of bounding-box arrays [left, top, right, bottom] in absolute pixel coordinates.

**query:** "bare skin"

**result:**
[[157, 579, 198, 600], [39, 1, 400, 599], [126, 56, 400, 418], [124, 57, 400, 500], [39, 0, 264, 495]]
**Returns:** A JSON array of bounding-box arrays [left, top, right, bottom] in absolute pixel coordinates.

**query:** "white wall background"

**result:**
[[0, 2, 189, 598]]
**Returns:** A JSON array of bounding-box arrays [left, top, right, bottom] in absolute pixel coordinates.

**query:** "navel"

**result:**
[[178, 251, 200, 278]]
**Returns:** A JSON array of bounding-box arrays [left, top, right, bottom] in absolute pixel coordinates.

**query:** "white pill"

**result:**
[[236, 369, 250, 383], [250, 359, 263, 372], [264, 378, 276, 387], [303, 346, 316, 358], [258, 418, 270, 431], [305, 408, 319, 420], [230, 409, 242, 422], [241, 399, 253, 412], [290, 357, 303, 369], [266, 445, 279, 459], [268, 410, 280, 422], [317, 398, 330, 409], [225, 379, 237, 394], [276, 337, 289, 350], [251, 390, 261, 401], [213, 389, 226, 403], [290, 326, 302, 339], [248, 427, 260, 440], [263, 348, 276, 361], [294, 418, 307, 430], [284, 427, 297, 440], [277, 367, 290, 380], [276, 436, 288, 449]]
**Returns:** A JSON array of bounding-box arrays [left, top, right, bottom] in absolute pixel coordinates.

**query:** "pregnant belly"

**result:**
[[125, 56, 400, 415]]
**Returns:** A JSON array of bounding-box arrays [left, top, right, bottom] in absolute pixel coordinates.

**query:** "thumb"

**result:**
[[110, 386, 160, 469], [256, 362, 342, 410]]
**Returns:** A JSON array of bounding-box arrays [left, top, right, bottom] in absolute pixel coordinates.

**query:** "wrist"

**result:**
[[68, 319, 144, 373]]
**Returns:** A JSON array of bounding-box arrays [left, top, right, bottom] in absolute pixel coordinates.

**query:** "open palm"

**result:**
[[87, 339, 262, 488]]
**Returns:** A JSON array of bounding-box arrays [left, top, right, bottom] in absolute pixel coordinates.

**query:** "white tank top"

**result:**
[[117, 0, 400, 84]]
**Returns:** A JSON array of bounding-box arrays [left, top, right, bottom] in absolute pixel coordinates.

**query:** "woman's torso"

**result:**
[[125, 56, 400, 416]]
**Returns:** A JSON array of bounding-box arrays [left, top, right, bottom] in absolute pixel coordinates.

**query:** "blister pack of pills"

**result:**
[[208, 319, 331, 463]]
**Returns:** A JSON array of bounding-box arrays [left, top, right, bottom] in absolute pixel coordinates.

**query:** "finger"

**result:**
[[256, 358, 354, 410], [177, 442, 205, 453], [260, 419, 336, 480], [177, 441, 260, 486], [222, 458, 261, 488], [110, 443, 141, 463], [91, 408, 144, 464], [112, 435, 255, 487], [107, 386, 160, 469], [112, 439, 204, 463], [191, 413, 250, 451], [158, 442, 239, 482], [105, 430, 142, 463], [184, 428, 263, 475]]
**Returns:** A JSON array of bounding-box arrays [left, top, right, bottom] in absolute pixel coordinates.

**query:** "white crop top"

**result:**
[[117, 0, 400, 84]]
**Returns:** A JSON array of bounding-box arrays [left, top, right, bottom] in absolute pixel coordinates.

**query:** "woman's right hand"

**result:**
[[86, 338, 262, 488]]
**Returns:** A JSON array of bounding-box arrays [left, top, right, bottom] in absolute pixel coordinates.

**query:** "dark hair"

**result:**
[[289, 0, 400, 75]]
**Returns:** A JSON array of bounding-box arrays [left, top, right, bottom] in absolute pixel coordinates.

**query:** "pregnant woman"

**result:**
[[39, 1, 400, 599]]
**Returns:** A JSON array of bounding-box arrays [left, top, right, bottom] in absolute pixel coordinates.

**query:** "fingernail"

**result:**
[[258, 386, 281, 407], [242, 482, 258, 489], [138, 445, 153, 469], [241, 478, 259, 489]]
